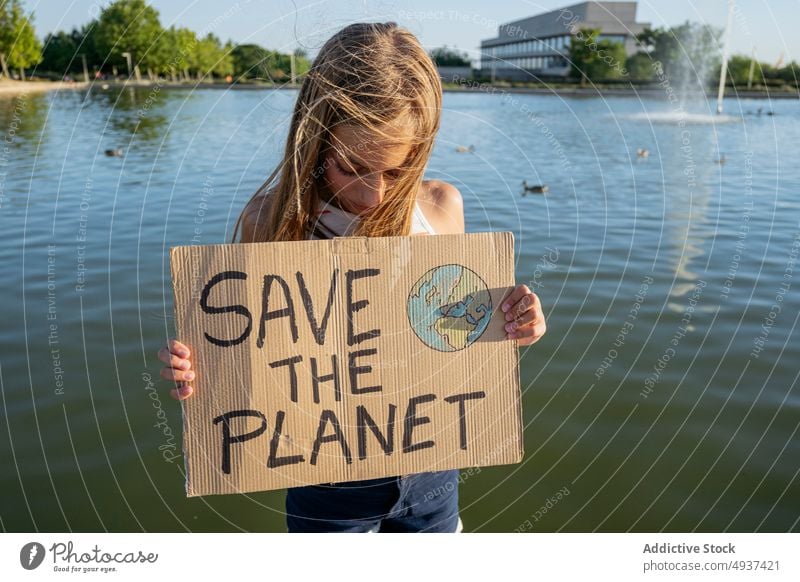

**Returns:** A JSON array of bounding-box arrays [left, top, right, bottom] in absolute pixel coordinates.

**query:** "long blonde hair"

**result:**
[[231, 22, 442, 243]]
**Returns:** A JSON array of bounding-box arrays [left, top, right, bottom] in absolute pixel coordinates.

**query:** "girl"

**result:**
[[158, 22, 546, 533]]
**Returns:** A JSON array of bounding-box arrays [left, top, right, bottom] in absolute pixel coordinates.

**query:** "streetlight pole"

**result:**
[[80, 54, 89, 83], [121, 51, 132, 79]]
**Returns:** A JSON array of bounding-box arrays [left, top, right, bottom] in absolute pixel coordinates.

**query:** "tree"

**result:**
[[775, 61, 798, 87], [194, 33, 233, 80], [569, 28, 626, 83], [292, 47, 310, 77], [157, 26, 197, 79], [39, 23, 101, 77], [430, 46, 471, 67], [231, 43, 270, 80], [625, 52, 654, 82], [635, 22, 720, 87], [266, 50, 290, 80], [41, 30, 77, 75], [725, 54, 757, 86], [0, 0, 42, 79], [94, 0, 163, 76], [72, 22, 102, 74], [215, 40, 235, 78]]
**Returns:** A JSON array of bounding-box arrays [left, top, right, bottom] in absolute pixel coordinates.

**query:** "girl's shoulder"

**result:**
[[418, 179, 464, 235]]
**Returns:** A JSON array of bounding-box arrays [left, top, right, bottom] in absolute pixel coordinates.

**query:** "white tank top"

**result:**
[[308, 199, 436, 239]]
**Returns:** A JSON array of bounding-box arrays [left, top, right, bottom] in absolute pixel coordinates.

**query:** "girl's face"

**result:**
[[320, 123, 413, 215]]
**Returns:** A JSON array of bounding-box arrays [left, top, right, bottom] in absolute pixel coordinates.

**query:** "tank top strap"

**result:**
[[411, 202, 437, 235]]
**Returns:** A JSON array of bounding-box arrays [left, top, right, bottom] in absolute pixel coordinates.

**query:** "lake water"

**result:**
[[1, 86, 798, 532]]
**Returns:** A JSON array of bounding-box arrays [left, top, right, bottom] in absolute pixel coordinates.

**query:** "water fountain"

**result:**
[[627, 8, 740, 125]]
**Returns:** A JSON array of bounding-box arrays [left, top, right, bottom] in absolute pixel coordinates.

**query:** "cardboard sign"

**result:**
[[169, 232, 523, 497]]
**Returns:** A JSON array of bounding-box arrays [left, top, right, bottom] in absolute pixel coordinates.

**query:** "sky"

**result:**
[[28, 0, 799, 66]]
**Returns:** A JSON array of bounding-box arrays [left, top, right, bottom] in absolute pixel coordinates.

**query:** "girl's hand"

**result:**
[[157, 338, 195, 400], [501, 285, 546, 346]]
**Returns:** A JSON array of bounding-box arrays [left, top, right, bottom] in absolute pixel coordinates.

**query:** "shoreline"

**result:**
[[3, 79, 798, 100], [0, 80, 91, 94]]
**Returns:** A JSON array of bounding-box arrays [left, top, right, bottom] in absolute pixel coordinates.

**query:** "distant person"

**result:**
[[157, 22, 546, 533]]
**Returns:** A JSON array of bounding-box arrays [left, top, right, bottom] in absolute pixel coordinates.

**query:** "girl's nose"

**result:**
[[361, 173, 386, 205]]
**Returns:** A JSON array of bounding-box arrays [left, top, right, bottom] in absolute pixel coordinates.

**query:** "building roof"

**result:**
[[481, 1, 650, 47]]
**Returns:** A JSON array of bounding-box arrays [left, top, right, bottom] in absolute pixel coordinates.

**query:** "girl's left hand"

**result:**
[[501, 284, 546, 346]]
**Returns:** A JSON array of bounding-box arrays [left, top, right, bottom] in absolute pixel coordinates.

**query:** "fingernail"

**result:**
[[178, 349, 188, 357], [179, 385, 193, 397], [179, 360, 190, 370], [505, 312, 513, 321], [505, 323, 513, 332], [185, 371, 195, 380], [502, 303, 510, 312], [507, 332, 517, 340]]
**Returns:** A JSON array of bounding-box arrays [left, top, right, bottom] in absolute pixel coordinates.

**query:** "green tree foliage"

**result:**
[[41, 30, 76, 74], [0, 0, 42, 76], [231, 43, 308, 81], [94, 0, 163, 73], [635, 22, 720, 85], [231, 43, 267, 80], [634, 23, 797, 89], [569, 28, 627, 83], [775, 61, 798, 87], [625, 52, 654, 82], [430, 46, 471, 67], [292, 47, 310, 76], [40, 23, 100, 77], [32, 0, 306, 83], [195, 33, 231, 79], [720, 54, 798, 88], [725, 54, 760, 86], [158, 26, 196, 77]]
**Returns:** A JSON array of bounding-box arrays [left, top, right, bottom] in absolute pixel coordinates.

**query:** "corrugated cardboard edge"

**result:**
[[168, 246, 194, 497], [502, 231, 526, 464]]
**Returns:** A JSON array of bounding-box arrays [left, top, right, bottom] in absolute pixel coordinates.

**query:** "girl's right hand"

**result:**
[[157, 338, 195, 400]]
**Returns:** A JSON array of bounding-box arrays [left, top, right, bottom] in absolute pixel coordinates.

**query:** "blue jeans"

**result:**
[[285, 470, 462, 532]]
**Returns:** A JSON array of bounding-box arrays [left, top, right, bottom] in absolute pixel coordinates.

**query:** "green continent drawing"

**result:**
[[407, 264, 492, 352]]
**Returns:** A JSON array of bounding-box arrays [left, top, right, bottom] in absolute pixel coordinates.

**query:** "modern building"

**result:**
[[479, 2, 650, 79]]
